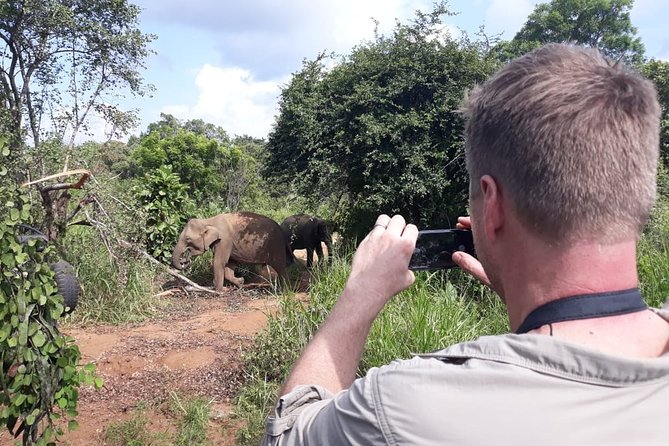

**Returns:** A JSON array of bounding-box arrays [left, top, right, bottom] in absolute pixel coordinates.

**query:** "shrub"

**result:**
[[0, 181, 99, 445], [135, 166, 195, 264]]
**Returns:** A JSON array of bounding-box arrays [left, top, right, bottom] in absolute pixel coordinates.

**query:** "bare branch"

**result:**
[[21, 169, 91, 189], [117, 240, 226, 295]]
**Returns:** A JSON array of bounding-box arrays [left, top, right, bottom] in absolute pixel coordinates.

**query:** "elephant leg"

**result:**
[[212, 243, 234, 290], [306, 247, 314, 268], [324, 241, 332, 263], [224, 266, 244, 287], [315, 243, 324, 265]]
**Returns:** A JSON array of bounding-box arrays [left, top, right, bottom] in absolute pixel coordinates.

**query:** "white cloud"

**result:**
[[162, 64, 287, 139], [483, 0, 538, 38]]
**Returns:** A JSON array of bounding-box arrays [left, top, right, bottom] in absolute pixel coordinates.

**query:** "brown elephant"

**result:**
[[171, 212, 293, 290]]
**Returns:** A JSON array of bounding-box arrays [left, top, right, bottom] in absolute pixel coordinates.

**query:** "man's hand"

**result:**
[[452, 216, 492, 287], [278, 214, 417, 396], [344, 214, 418, 317]]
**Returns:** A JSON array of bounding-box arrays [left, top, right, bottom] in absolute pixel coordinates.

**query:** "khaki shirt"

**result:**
[[263, 308, 669, 446]]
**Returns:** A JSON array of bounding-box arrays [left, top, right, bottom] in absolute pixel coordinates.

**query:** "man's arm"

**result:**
[[279, 214, 418, 396]]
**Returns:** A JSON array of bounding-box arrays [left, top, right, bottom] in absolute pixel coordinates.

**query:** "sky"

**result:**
[[106, 0, 669, 142]]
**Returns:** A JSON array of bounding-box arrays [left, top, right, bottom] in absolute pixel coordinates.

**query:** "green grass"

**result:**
[[639, 200, 669, 309], [638, 236, 669, 309], [103, 403, 171, 446], [224, 375, 279, 446], [102, 395, 213, 446], [169, 393, 212, 446]]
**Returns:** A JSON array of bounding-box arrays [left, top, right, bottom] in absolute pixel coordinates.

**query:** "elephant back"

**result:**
[[226, 212, 292, 268], [280, 213, 315, 250]]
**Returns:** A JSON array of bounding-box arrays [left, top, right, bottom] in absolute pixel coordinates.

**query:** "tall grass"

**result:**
[[638, 199, 669, 309], [60, 227, 165, 325]]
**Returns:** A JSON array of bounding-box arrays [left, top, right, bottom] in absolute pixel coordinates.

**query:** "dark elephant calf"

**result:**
[[280, 214, 333, 268]]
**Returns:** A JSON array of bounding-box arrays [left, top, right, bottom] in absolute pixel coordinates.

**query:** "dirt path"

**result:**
[[60, 288, 281, 445]]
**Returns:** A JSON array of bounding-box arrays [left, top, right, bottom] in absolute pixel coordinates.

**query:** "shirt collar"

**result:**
[[419, 308, 669, 386]]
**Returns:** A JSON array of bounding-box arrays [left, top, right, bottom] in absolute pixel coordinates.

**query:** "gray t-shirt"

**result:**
[[263, 308, 669, 445]]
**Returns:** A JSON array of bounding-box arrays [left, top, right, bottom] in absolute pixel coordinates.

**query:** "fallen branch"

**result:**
[[118, 240, 225, 295], [154, 289, 178, 298], [21, 169, 91, 190]]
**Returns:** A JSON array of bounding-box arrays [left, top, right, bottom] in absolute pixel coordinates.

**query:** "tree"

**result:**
[[0, 136, 100, 446], [494, 0, 645, 64], [265, 4, 498, 236], [0, 0, 154, 239], [131, 116, 261, 211]]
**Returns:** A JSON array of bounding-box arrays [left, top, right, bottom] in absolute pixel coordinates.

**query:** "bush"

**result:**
[[135, 166, 195, 264], [0, 181, 98, 445]]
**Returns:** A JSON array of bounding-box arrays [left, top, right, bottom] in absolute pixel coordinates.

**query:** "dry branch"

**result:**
[[21, 168, 91, 190], [118, 240, 225, 295]]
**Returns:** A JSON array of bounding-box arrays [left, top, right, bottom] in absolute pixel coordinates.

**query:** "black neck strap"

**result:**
[[515, 288, 647, 334]]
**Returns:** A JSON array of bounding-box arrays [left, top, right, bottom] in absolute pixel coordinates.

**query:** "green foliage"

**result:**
[[640, 59, 669, 169], [62, 227, 163, 325], [638, 164, 669, 308], [494, 0, 645, 64], [637, 236, 669, 309], [265, 4, 498, 238], [0, 177, 98, 444], [73, 140, 135, 178], [130, 114, 263, 210], [135, 166, 195, 264]]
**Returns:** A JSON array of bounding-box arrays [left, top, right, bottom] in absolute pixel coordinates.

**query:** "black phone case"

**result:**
[[408, 229, 476, 270]]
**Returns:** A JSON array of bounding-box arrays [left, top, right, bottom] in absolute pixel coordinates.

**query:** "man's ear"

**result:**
[[480, 174, 504, 241]]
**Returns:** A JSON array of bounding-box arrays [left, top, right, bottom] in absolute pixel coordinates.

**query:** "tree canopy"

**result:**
[[131, 114, 263, 210], [494, 0, 644, 64], [265, 5, 498, 236], [0, 0, 155, 158]]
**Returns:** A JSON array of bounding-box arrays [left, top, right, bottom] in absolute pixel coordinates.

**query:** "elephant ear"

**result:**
[[202, 225, 221, 249]]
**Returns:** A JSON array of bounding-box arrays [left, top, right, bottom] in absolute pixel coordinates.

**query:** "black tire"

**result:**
[[50, 260, 80, 313]]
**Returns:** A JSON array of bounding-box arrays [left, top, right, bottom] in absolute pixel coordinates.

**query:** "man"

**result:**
[[262, 44, 669, 445]]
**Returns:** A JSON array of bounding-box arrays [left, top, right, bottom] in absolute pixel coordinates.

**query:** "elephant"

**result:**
[[280, 214, 334, 268], [172, 212, 294, 290]]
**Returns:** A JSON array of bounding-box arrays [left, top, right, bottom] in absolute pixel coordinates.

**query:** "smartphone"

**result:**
[[408, 229, 476, 271]]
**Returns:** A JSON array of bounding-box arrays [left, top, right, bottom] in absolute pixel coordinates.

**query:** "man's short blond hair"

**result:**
[[462, 43, 661, 244]]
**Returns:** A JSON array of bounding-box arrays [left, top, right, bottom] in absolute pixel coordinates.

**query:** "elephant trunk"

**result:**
[[172, 241, 188, 270]]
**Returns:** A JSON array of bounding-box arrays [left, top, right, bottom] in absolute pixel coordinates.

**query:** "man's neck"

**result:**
[[499, 238, 639, 332]]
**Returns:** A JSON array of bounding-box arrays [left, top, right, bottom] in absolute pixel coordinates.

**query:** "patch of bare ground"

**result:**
[[0, 249, 324, 446], [59, 286, 282, 445]]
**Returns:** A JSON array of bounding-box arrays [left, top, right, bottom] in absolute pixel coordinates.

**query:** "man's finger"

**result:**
[[370, 214, 392, 236], [401, 223, 418, 241], [452, 251, 491, 287], [385, 214, 406, 235], [456, 216, 471, 229]]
